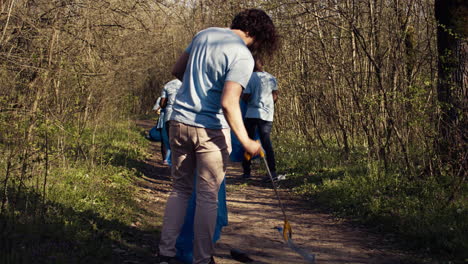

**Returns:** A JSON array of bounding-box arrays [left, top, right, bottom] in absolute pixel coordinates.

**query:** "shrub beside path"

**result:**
[[133, 120, 427, 264]]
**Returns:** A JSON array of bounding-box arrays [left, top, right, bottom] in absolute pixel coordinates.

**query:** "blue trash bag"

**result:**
[[157, 110, 166, 129], [175, 178, 228, 264], [148, 110, 165, 142], [161, 120, 171, 165], [148, 126, 162, 142]]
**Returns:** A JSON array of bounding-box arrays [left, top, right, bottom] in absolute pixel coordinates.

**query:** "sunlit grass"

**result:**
[[0, 120, 153, 263]]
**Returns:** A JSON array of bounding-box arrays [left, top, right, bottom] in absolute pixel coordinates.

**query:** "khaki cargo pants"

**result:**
[[159, 121, 231, 264]]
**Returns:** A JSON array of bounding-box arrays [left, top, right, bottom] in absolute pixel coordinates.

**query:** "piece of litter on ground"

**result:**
[[277, 174, 287, 181]]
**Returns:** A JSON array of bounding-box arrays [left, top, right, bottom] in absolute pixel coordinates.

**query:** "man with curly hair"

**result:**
[[157, 8, 279, 264]]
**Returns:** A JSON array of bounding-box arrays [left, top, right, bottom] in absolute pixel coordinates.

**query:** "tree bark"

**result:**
[[434, 0, 467, 161]]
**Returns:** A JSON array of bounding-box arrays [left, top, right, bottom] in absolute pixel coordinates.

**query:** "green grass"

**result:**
[[0, 120, 157, 263], [273, 132, 468, 263]]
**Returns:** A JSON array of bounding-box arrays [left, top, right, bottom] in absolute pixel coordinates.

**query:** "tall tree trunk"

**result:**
[[434, 0, 467, 203], [434, 0, 467, 162]]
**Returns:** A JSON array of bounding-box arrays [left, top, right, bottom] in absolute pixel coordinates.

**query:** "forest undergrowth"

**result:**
[[272, 132, 468, 263], [0, 120, 152, 263]]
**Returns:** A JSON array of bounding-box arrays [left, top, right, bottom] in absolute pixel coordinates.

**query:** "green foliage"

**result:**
[[0, 121, 153, 263], [47, 165, 136, 221], [273, 133, 468, 262]]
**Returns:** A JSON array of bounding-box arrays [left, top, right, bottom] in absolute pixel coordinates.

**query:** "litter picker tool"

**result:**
[[244, 150, 292, 241], [245, 149, 316, 263]]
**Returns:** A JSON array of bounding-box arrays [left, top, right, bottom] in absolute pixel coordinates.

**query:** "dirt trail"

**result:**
[[134, 120, 419, 264]]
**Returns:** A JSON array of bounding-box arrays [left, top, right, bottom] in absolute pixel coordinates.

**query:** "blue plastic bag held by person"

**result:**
[[147, 98, 163, 142], [148, 126, 162, 142], [161, 120, 171, 165]]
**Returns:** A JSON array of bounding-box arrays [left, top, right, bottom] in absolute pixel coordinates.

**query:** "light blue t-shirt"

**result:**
[[170, 27, 254, 129], [161, 79, 182, 123], [244, 71, 278, 122]]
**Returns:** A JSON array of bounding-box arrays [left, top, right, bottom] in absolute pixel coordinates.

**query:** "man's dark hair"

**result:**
[[231, 9, 279, 57]]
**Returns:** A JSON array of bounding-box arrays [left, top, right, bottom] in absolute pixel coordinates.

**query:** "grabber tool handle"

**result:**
[[283, 220, 292, 241], [244, 149, 265, 161]]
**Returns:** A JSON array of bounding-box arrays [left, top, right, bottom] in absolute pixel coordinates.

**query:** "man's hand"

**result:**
[[243, 139, 262, 157]]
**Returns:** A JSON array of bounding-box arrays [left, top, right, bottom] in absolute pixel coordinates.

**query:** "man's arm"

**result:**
[[152, 98, 161, 113], [221, 81, 261, 156], [172, 52, 190, 81], [272, 90, 279, 103], [160, 97, 168, 108]]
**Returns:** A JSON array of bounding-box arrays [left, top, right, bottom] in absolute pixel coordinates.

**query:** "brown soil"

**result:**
[[132, 120, 427, 264]]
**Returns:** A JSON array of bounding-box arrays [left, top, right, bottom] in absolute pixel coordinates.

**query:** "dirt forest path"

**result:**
[[134, 120, 419, 264]]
